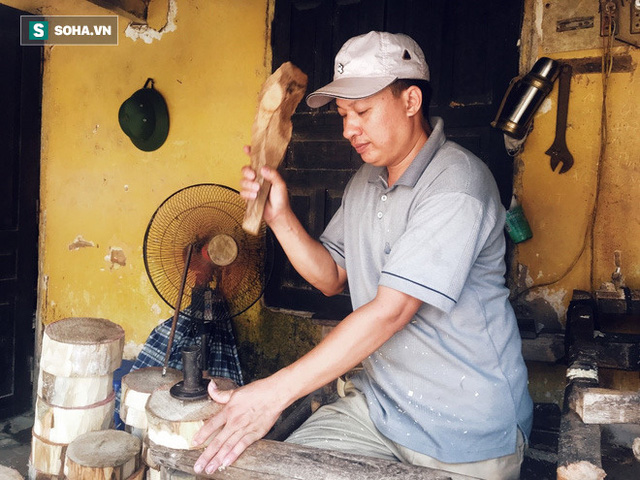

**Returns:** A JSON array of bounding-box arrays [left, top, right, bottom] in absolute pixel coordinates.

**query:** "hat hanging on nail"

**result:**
[[119, 78, 170, 152]]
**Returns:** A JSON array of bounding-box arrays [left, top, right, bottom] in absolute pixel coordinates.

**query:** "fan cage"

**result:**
[[143, 183, 269, 321]]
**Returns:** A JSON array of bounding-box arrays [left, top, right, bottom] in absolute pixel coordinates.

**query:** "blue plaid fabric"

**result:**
[[131, 306, 244, 386]]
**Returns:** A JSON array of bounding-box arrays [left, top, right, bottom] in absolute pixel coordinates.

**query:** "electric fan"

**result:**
[[142, 183, 271, 398]]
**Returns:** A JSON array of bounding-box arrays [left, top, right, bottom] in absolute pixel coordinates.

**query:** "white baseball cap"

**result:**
[[306, 31, 430, 108]]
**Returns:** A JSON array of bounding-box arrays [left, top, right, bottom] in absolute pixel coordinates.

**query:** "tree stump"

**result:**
[[146, 378, 236, 450], [120, 367, 181, 432], [37, 370, 113, 408], [40, 317, 124, 377], [65, 430, 141, 480], [0, 465, 24, 480], [29, 430, 67, 478], [33, 392, 115, 444]]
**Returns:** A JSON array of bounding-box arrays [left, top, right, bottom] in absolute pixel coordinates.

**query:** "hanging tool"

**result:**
[[545, 63, 574, 174]]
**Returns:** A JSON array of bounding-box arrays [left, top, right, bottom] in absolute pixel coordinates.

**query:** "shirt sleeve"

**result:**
[[320, 201, 347, 270], [379, 191, 496, 314]]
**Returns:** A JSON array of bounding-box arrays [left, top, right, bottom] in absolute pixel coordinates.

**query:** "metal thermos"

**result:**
[[491, 57, 560, 140]]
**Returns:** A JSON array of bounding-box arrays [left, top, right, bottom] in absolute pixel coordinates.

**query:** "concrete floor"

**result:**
[[0, 412, 33, 479]]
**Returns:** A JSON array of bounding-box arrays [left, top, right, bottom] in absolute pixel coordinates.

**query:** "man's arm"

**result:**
[[192, 285, 422, 474], [240, 163, 347, 296]]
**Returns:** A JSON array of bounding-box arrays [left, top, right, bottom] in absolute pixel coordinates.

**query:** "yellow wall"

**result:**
[[514, 0, 640, 327], [1, 0, 320, 364]]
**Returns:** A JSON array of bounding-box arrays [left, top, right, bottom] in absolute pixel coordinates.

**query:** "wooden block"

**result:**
[[27, 464, 63, 480], [126, 465, 147, 480], [37, 370, 113, 408], [33, 392, 115, 444], [145, 378, 236, 450], [148, 439, 477, 480], [121, 367, 181, 430], [40, 317, 124, 377], [572, 387, 640, 424], [29, 429, 67, 477], [242, 62, 308, 235], [65, 430, 141, 480], [0, 465, 24, 480], [557, 461, 606, 480]]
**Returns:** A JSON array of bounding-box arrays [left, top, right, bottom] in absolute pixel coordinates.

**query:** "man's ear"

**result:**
[[404, 85, 423, 117]]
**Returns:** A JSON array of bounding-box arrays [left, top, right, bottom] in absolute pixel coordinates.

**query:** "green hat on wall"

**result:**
[[119, 78, 169, 152]]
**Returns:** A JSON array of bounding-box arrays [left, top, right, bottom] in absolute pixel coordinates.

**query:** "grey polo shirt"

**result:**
[[320, 117, 533, 463]]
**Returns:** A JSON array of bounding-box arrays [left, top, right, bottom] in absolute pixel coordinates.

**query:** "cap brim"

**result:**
[[306, 76, 397, 108]]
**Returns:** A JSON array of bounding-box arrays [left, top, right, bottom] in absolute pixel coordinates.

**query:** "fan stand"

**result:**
[[164, 235, 240, 401]]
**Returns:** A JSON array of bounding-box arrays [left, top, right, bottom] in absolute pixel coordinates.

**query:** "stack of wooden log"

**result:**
[[29, 317, 124, 479]]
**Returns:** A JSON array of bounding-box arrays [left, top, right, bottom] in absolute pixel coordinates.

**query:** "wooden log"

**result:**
[[37, 370, 113, 407], [29, 429, 67, 477], [572, 387, 640, 424], [121, 367, 182, 430], [0, 466, 24, 480], [242, 62, 308, 235], [127, 466, 147, 480], [27, 464, 64, 480], [33, 392, 115, 444], [147, 440, 477, 480], [65, 430, 141, 480], [557, 461, 606, 480], [145, 378, 236, 450], [40, 317, 124, 377], [146, 468, 192, 480]]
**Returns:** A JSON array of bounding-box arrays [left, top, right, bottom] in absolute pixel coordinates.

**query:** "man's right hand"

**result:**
[[239, 146, 291, 226]]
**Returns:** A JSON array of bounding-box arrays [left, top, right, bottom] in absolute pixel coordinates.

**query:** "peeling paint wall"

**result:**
[[514, 0, 640, 327], [0, 0, 324, 374]]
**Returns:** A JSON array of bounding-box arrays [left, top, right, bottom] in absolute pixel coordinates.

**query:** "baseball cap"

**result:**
[[306, 31, 430, 108]]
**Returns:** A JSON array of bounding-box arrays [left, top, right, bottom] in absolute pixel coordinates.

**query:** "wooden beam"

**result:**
[[85, 0, 148, 23], [521, 332, 565, 363], [571, 387, 640, 424], [148, 440, 478, 480], [557, 405, 605, 480]]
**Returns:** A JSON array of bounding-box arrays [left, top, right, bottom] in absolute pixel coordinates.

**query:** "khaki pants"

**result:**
[[286, 382, 525, 480]]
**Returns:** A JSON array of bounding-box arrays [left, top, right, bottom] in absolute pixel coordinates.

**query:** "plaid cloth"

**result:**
[[131, 291, 244, 385]]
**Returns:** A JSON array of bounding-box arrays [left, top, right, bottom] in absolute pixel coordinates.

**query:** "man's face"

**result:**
[[336, 87, 418, 169]]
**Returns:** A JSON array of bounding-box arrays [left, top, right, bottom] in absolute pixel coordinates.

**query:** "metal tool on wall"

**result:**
[[545, 63, 574, 173]]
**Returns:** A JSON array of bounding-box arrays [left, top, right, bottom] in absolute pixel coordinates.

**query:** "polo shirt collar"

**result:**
[[368, 117, 446, 189]]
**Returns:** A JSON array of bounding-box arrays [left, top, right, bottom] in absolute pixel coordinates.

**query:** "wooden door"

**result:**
[[0, 4, 42, 419], [267, 0, 523, 318]]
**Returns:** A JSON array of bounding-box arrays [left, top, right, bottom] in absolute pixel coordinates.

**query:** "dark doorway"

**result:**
[[266, 0, 523, 317], [0, 4, 42, 420]]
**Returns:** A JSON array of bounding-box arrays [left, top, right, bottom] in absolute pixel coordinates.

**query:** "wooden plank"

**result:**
[[572, 387, 640, 424], [85, 0, 147, 22], [148, 440, 478, 480]]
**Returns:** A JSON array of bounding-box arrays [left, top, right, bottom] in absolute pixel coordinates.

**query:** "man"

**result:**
[[193, 31, 533, 479]]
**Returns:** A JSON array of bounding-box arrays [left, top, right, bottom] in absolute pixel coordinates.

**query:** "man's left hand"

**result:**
[[192, 377, 285, 474]]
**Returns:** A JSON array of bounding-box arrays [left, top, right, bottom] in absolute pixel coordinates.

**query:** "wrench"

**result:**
[[545, 63, 574, 174]]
